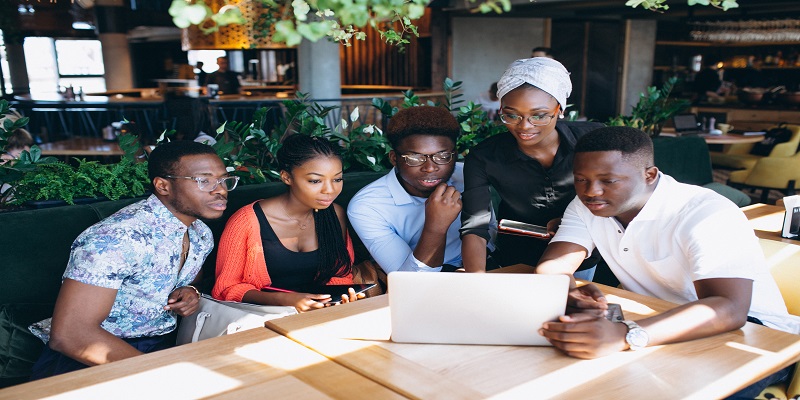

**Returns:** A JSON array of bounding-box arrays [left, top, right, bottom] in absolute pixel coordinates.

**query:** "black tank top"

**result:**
[[253, 203, 318, 291]]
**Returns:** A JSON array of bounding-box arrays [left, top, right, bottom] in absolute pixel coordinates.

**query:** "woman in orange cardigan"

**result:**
[[212, 134, 361, 312]]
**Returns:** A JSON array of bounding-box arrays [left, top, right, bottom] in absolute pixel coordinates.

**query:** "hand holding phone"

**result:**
[[605, 303, 624, 322]]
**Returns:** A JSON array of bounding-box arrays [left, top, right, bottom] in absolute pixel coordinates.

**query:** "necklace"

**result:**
[[281, 199, 313, 230]]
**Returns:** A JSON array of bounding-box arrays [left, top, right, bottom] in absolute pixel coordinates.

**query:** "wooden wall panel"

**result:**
[[339, 9, 431, 89]]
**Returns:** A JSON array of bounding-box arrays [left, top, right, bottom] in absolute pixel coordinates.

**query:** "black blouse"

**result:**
[[253, 203, 318, 291]]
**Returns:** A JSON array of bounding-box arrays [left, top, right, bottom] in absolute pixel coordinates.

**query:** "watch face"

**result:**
[[626, 328, 649, 349]]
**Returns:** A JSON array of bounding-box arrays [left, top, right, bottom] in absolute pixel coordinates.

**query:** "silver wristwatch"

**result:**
[[620, 320, 649, 351]]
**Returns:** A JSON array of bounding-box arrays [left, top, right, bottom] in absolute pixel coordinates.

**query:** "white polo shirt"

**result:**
[[552, 173, 798, 334]]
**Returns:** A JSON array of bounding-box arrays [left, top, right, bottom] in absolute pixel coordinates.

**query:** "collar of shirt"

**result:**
[[144, 194, 210, 244]]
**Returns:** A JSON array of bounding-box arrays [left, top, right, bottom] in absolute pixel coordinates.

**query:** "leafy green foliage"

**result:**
[[8, 154, 149, 206], [1, 99, 152, 208], [625, 0, 738, 11], [607, 77, 690, 138], [171, 0, 738, 47]]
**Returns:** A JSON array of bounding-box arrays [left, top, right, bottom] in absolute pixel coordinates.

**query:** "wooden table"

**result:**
[[660, 129, 765, 144], [38, 137, 124, 157], [0, 328, 405, 400], [743, 203, 799, 244], [700, 133, 765, 144], [265, 288, 800, 399]]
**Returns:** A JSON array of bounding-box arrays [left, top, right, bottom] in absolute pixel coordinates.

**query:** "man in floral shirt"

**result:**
[[29, 140, 238, 379]]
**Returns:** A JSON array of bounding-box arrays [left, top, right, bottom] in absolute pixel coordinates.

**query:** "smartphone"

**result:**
[[498, 219, 551, 238], [262, 283, 376, 305], [605, 303, 624, 323], [790, 207, 800, 235]]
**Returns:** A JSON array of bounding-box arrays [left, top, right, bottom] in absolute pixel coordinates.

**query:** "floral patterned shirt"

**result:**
[[29, 195, 213, 342]]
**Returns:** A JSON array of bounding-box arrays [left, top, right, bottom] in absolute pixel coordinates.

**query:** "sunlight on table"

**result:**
[[234, 336, 328, 371], [743, 204, 784, 233], [40, 363, 240, 400], [604, 294, 659, 317], [288, 307, 393, 357], [493, 346, 659, 398]]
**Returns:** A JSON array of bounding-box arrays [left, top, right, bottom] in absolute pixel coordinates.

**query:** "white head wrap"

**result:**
[[496, 57, 572, 110]]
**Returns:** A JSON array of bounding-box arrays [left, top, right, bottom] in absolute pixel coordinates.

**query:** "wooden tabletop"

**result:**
[[700, 133, 765, 144], [743, 203, 798, 244], [265, 288, 800, 399], [0, 328, 405, 400], [659, 128, 765, 144], [38, 137, 124, 157]]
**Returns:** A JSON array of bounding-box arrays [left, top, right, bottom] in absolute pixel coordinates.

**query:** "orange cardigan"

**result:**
[[212, 201, 355, 302]]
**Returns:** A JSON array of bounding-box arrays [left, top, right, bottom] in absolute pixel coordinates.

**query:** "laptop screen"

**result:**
[[673, 114, 700, 132]]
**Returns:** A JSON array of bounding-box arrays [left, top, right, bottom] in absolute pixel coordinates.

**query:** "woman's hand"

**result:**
[[336, 287, 366, 305], [288, 293, 331, 312], [546, 217, 562, 237]]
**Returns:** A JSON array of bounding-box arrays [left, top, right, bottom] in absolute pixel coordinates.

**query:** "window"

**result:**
[[24, 37, 106, 95]]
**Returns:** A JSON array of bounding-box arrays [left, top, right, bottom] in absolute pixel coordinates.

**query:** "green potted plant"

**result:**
[[607, 77, 690, 138]]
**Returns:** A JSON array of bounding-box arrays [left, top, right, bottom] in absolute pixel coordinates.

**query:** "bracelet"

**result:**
[[185, 285, 200, 296]]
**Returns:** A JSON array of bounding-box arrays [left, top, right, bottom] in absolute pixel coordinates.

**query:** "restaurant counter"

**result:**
[[11, 91, 445, 142]]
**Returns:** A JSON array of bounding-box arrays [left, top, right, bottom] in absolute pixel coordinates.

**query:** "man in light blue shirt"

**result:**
[[348, 106, 493, 273]]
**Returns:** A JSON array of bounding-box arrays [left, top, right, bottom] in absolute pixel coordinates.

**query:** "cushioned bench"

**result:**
[[653, 136, 751, 207], [0, 170, 387, 388]]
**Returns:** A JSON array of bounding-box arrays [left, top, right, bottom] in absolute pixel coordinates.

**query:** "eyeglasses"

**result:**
[[398, 151, 456, 167], [164, 175, 240, 192], [499, 107, 560, 127]]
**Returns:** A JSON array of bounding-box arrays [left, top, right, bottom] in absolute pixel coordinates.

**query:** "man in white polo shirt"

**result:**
[[536, 126, 797, 396]]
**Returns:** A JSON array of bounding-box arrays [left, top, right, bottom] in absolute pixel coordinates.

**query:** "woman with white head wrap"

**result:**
[[460, 57, 604, 275]]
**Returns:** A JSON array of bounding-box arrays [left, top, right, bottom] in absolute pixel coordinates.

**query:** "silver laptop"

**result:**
[[389, 271, 569, 346]]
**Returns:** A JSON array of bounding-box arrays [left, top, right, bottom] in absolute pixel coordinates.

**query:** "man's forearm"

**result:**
[[412, 227, 449, 268], [50, 328, 144, 366], [636, 296, 748, 347]]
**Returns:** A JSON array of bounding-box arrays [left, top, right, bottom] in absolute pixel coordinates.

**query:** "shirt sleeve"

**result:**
[[460, 150, 494, 241], [63, 227, 137, 289], [550, 196, 596, 255], [212, 207, 262, 302], [348, 198, 442, 273]]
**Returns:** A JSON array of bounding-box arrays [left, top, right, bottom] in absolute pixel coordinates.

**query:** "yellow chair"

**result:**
[[712, 125, 800, 196], [756, 239, 800, 400], [727, 126, 800, 203]]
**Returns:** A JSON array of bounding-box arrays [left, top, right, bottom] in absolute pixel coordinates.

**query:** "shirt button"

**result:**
[[618, 230, 622, 233], [623, 248, 629, 252]]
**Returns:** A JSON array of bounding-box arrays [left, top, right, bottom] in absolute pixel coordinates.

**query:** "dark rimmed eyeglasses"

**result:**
[[164, 175, 239, 192], [398, 151, 456, 167], [499, 106, 561, 127]]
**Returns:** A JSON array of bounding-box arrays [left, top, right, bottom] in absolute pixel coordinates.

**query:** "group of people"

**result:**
[[26, 55, 798, 397]]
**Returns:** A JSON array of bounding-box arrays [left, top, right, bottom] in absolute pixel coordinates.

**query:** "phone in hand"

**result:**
[[605, 303, 624, 322], [261, 283, 376, 305], [498, 219, 551, 238]]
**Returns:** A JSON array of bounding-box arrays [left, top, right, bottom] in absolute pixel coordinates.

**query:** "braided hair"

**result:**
[[277, 134, 352, 284]]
